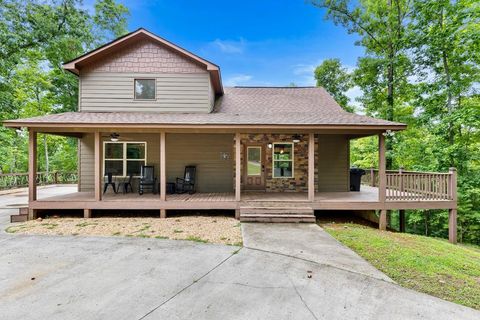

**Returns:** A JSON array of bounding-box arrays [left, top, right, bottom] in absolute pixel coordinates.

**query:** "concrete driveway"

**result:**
[[0, 189, 479, 319]]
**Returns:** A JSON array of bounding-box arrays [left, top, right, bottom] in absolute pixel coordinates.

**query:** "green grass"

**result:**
[[41, 223, 58, 230], [75, 222, 98, 228], [185, 236, 208, 243], [321, 222, 480, 310], [5, 225, 30, 233]]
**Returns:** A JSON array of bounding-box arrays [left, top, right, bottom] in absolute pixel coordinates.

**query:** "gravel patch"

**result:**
[[6, 216, 242, 245]]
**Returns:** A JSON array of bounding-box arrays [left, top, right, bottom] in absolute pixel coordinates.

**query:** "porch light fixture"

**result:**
[[292, 135, 301, 143], [110, 133, 120, 142], [267, 143, 273, 149]]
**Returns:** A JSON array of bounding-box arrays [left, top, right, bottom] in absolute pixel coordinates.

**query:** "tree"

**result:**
[[311, 0, 413, 169], [0, 0, 129, 174], [314, 58, 354, 112]]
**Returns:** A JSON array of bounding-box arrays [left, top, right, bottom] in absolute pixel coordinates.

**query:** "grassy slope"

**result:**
[[321, 223, 480, 310]]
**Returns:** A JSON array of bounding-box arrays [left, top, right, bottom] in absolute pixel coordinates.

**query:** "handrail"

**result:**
[[361, 167, 456, 201], [0, 171, 78, 190]]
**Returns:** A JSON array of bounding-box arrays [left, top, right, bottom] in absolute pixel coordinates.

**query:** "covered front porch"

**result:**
[[23, 127, 458, 243]]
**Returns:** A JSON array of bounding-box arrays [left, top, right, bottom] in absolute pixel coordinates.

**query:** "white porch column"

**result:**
[[308, 133, 315, 201], [94, 131, 102, 201], [235, 133, 241, 202]]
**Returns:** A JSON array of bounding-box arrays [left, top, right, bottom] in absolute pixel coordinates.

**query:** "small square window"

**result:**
[[134, 79, 155, 100]]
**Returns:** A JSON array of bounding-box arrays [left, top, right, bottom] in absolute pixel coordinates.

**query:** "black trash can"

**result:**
[[350, 168, 366, 191]]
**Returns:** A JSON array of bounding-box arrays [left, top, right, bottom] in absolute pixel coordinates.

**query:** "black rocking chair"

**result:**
[[103, 172, 117, 194], [118, 174, 134, 194], [139, 166, 157, 195], [176, 165, 196, 194]]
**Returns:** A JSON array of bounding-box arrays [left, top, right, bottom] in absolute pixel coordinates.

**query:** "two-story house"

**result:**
[[3, 28, 459, 243]]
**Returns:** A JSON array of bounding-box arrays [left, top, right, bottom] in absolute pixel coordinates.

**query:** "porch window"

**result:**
[[134, 79, 156, 100], [272, 143, 293, 178], [104, 142, 147, 177]]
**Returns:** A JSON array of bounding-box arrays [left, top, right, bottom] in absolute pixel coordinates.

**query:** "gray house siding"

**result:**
[[317, 135, 350, 192]]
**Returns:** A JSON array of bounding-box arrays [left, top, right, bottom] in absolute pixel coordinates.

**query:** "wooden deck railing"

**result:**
[[0, 171, 78, 190], [362, 168, 456, 201]]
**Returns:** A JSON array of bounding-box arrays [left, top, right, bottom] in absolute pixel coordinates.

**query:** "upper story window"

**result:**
[[134, 79, 156, 100]]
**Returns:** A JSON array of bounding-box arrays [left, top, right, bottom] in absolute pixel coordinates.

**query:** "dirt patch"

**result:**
[[7, 216, 242, 246]]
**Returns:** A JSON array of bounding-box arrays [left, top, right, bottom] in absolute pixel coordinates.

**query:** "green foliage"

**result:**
[[0, 0, 129, 174], [314, 58, 354, 112], [314, 0, 480, 244]]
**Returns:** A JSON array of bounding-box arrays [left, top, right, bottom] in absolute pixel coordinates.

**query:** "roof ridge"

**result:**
[[231, 86, 317, 89]]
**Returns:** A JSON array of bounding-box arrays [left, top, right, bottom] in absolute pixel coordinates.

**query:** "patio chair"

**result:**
[[103, 172, 117, 194], [118, 174, 134, 194], [176, 165, 196, 194], [139, 165, 156, 195]]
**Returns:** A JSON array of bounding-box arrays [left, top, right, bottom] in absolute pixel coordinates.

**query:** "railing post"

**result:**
[[54, 171, 58, 184], [448, 167, 457, 244], [370, 167, 375, 187]]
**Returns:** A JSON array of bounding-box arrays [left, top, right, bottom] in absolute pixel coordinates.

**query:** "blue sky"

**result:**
[[93, 1, 364, 93]]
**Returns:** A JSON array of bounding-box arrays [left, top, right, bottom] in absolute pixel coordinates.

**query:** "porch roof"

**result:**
[[3, 87, 406, 130]]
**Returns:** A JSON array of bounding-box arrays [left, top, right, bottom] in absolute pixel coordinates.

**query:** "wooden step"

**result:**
[[240, 214, 315, 223], [240, 206, 313, 215], [239, 206, 315, 223], [10, 207, 29, 223]]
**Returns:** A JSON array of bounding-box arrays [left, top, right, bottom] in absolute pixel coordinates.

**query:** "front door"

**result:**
[[244, 144, 265, 190]]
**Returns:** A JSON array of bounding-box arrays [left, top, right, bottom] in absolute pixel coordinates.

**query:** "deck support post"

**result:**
[[235, 133, 241, 202], [308, 133, 315, 201], [160, 209, 166, 219], [160, 132, 166, 201], [379, 209, 387, 231], [28, 129, 37, 204], [399, 210, 406, 232], [448, 167, 457, 244], [84, 209, 92, 219], [94, 131, 102, 201], [378, 133, 386, 203], [235, 209, 240, 220]]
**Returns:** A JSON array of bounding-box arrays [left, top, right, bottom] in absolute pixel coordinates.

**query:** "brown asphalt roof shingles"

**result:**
[[3, 87, 406, 128]]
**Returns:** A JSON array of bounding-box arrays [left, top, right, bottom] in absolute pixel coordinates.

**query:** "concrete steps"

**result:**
[[239, 206, 315, 223]]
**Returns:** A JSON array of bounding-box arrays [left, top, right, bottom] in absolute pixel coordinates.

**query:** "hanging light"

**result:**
[[292, 134, 301, 143], [110, 133, 120, 142]]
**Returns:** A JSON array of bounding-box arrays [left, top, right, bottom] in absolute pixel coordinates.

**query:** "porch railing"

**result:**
[[0, 171, 78, 190], [361, 168, 456, 201]]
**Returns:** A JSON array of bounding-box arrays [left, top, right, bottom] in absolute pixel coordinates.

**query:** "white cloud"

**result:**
[[225, 74, 253, 86], [292, 63, 316, 76], [211, 38, 246, 54], [346, 86, 364, 111]]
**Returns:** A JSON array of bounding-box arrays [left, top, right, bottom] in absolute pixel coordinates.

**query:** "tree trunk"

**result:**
[[386, 0, 395, 170], [440, 8, 455, 167]]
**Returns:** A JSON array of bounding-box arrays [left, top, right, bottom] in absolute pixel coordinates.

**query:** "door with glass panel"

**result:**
[[244, 144, 265, 190]]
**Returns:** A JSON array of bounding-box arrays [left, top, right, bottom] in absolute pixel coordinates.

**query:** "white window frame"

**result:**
[[103, 141, 147, 177], [272, 142, 294, 178], [134, 78, 156, 100]]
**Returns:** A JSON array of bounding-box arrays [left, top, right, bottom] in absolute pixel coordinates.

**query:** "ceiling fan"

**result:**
[[100, 133, 135, 142]]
